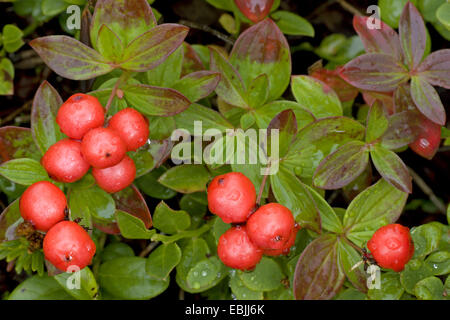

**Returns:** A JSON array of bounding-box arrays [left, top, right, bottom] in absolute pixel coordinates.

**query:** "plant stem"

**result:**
[[151, 224, 211, 244], [336, 0, 363, 16], [408, 166, 447, 214], [179, 20, 235, 46], [138, 241, 160, 257], [104, 71, 130, 114], [256, 163, 272, 205]]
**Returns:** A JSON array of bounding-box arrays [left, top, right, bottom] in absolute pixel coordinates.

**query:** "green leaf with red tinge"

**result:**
[[293, 234, 344, 300], [365, 101, 388, 143], [337, 237, 368, 293], [122, 84, 191, 117], [313, 141, 369, 190], [417, 49, 450, 89], [29, 36, 115, 80], [90, 0, 157, 49], [247, 74, 270, 108], [343, 179, 408, 247], [172, 71, 220, 103], [380, 111, 418, 150], [309, 68, 358, 103], [181, 43, 205, 77], [352, 15, 402, 61], [410, 76, 446, 125], [267, 109, 297, 158], [0, 127, 40, 163], [30, 81, 65, 154], [253, 100, 315, 130], [339, 53, 408, 92], [399, 1, 427, 69], [370, 145, 412, 193], [291, 75, 342, 118], [230, 18, 291, 101], [0, 199, 21, 241], [120, 24, 189, 72], [209, 47, 248, 108], [270, 166, 321, 234]]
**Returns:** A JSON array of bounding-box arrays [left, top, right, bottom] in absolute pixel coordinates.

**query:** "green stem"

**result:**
[[151, 224, 211, 244], [104, 70, 131, 114]]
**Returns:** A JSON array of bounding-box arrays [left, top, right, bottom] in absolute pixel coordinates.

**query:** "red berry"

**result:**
[[56, 93, 105, 140], [246, 203, 295, 250], [234, 0, 274, 23], [217, 226, 263, 271], [207, 172, 256, 224], [43, 221, 96, 272], [409, 114, 441, 160], [81, 127, 127, 168], [367, 224, 414, 272], [108, 108, 149, 151], [41, 138, 90, 183], [92, 155, 136, 193], [19, 181, 66, 232], [264, 225, 299, 257]]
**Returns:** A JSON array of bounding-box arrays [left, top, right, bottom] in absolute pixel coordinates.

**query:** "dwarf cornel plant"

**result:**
[[0, 0, 448, 301]]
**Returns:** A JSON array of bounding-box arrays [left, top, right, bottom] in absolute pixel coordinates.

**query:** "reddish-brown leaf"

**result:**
[[234, 0, 274, 23], [310, 67, 359, 102], [417, 49, 450, 89], [0, 127, 40, 163], [410, 76, 446, 125]]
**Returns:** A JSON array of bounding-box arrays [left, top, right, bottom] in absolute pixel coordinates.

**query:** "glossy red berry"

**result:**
[[247, 203, 295, 250], [43, 221, 96, 272], [367, 224, 414, 272], [56, 93, 105, 140], [81, 127, 127, 168], [264, 225, 299, 257], [234, 0, 274, 23], [207, 172, 256, 224], [217, 226, 263, 271], [409, 114, 441, 160], [19, 181, 66, 232], [108, 108, 149, 151], [41, 138, 90, 183], [92, 155, 136, 193]]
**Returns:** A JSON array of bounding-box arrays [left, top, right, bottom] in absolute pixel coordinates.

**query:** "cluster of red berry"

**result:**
[[19, 181, 95, 271], [43, 93, 149, 193], [207, 172, 299, 271]]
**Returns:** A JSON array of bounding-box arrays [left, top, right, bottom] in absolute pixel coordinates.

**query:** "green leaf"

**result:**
[[283, 117, 365, 179], [253, 100, 315, 130], [0, 58, 14, 95], [370, 145, 412, 193], [230, 19, 291, 101], [270, 166, 321, 233], [180, 193, 208, 229], [101, 243, 135, 262], [186, 256, 224, 291], [246, 74, 269, 108], [380, 110, 418, 150], [128, 149, 154, 178], [293, 234, 344, 300], [146, 46, 183, 87], [123, 83, 190, 116], [426, 251, 450, 276], [90, 0, 157, 49], [367, 271, 404, 300], [338, 238, 368, 293], [158, 164, 211, 193], [291, 75, 342, 119], [313, 141, 369, 190], [120, 24, 189, 72], [410, 76, 446, 126], [41, 0, 67, 16], [267, 109, 297, 157], [9, 275, 73, 300], [271, 10, 314, 36], [305, 184, 343, 233], [172, 71, 221, 103], [31, 81, 65, 154], [2, 24, 24, 53], [411, 222, 443, 259], [174, 103, 233, 135], [334, 288, 366, 300], [239, 257, 284, 292], [229, 272, 263, 300], [212, 216, 231, 243], [0, 158, 49, 186], [436, 2, 450, 29], [54, 267, 98, 300], [400, 259, 434, 294], [99, 257, 169, 299], [343, 179, 408, 247], [146, 242, 182, 280], [153, 201, 191, 234], [135, 166, 177, 200], [366, 101, 388, 143], [0, 127, 40, 163], [116, 210, 155, 239], [209, 47, 248, 108], [0, 199, 22, 241], [29, 36, 115, 80], [414, 276, 445, 300], [378, 0, 412, 28], [96, 24, 124, 63]]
